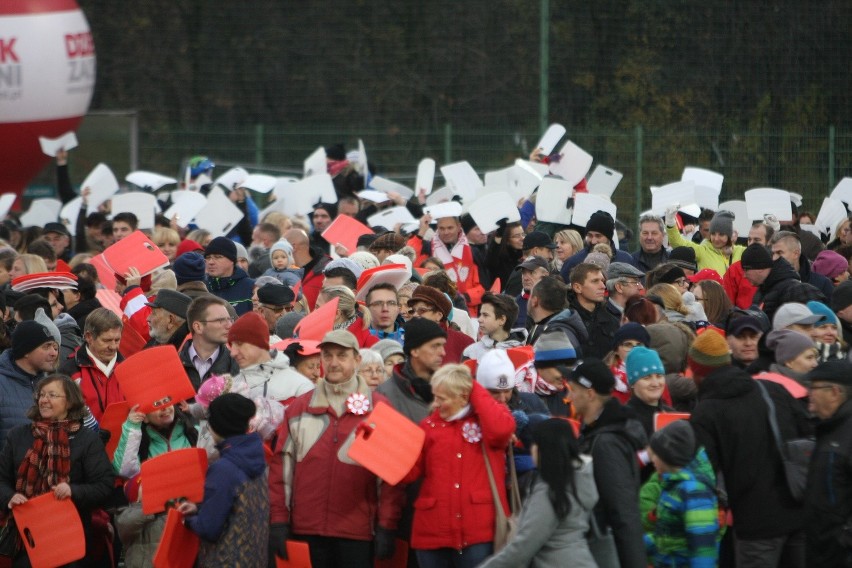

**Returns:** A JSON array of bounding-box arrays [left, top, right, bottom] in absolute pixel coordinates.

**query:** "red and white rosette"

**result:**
[[461, 421, 482, 444], [346, 392, 370, 416]]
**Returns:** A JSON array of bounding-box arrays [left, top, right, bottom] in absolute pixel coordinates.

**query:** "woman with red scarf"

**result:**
[[0, 375, 114, 567]]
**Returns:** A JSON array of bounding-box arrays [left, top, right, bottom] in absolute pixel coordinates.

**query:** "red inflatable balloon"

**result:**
[[0, 0, 95, 196]]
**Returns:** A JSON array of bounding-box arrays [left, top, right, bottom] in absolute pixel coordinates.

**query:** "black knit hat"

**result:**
[[325, 143, 346, 161], [172, 252, 206, 285], [741, 244, 773, 270], [668, 247, 698, 273], [204, 237, 237, 263], [657, 265, 686, 285], [650, 420, 696, 468], [460, 213, 477, 234], [208, 393, 256, 438], [312, 202, 338, 219], [11, 321, 55, 360], [831, 281, 852, 313], [586, 211, 615, 242], [403, 318, 447, 356]]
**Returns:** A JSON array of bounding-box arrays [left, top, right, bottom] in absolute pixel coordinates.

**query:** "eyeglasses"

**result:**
[[38, 393, 65, 400], [673, 278, 689, 287], [368, 300, 399, 309], [360, 366, 384, 375], [200, 317, 233, 325], [260, 304, 293, 313], [407, 306, 435, 316], [622, 279, 643, 288]]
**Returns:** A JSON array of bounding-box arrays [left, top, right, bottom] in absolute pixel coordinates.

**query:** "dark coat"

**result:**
[[631, 248, 670, 272], [178, 340, 239, 391], [527, 308, 589, 355], [690, 365, 812, 539], [205, 267, 255, 316], [0, 421, 115, 566], [578, 398, 648, 568], [567, 292, 620, 359], [805, 399, 852, 567], [753, 258, 826, 322], [799, 258, 834, 302]]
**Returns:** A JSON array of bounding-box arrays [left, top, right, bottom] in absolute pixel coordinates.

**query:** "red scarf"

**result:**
[[16, 420, 80, 498]]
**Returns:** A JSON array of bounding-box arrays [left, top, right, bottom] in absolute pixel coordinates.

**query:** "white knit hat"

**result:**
[[476, 350, 515, 391]]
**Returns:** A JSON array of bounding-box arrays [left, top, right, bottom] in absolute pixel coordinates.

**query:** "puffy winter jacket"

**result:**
[[206, 267, 255, 316], [405, 381, 515, 551], [0, 350, 43, 444], [666, 226, 744, 277]]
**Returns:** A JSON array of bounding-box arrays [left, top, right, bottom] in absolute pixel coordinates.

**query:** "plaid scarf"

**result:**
[[15, 420, 80, 498]]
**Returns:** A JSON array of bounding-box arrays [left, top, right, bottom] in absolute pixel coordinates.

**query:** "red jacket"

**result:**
[[404, 381, 515, 551], [300, 253, 331, 311], [346, 317, 379, 348], [441, 323, 474, 365], [269, 376, 405, 540], [723, 260, 758, 309], [59, 345, 125, 422]]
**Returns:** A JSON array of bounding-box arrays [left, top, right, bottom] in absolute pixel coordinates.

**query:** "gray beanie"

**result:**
[[373, 339, 405, 363], [765, 329, 816, 365], [650, 420, 696, 467], [274, 311, 305, 339], [708, 210, 735, 239]]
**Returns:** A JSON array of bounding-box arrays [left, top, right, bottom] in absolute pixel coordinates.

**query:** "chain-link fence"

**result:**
[[28, 118, 852, 230]]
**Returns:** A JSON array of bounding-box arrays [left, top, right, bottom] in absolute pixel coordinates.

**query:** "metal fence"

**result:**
[[30, 117, 852, 229]]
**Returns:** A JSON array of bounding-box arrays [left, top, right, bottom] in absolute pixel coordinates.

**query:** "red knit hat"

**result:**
[[176, 239, 205, 259], [227, 312, 269, 350]]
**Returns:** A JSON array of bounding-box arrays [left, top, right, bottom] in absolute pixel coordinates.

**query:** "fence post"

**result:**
[[635, 125, 643, 227], [443, 123, 452, 164], [255, 124, 264, 166], [829, 125, 836, 191]]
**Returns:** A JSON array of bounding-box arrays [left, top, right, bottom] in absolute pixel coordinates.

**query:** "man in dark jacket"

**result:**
[[770, 231, 833, 301], [688, 328, 811, 567], [832, 281, 852, 345], [804, 360, 852, 567], [560, 210, 637, 277], [526, 276, 588, 351], [204, 236, 255, 316], [377, 318, 446, 425], [0, 320, 59, 443], [631, 214, 670, 272], [742, 243, 825, 323], [567, 263, 620, 359], [179, 295, 239, 391], [570, 359, 648, 568]]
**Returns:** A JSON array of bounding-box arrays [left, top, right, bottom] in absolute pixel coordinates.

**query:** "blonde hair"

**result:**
[[647, 283, 689, 316], [16, 253, 47, 275], [430, 364, 473, 398], [261, 211, 293, 234], [68, 253, 93, 268], [153, 226, 180, 247], [554, 229, 583, 256]]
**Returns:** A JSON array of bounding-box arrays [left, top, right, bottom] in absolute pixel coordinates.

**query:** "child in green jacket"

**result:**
[[645, 420, 719, 567]]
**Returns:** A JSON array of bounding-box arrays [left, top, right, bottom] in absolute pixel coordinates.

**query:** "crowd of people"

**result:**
[[0, 144, 849, 568]]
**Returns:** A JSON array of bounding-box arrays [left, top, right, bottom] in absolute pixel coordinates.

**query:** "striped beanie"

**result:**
[[687, 329, 731, 377], [533, 330, 578, 368]]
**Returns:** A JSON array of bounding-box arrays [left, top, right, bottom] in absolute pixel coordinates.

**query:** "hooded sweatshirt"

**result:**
[[186, 433, 269, 567]]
